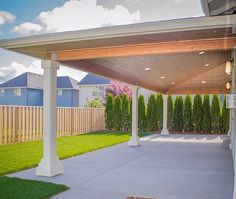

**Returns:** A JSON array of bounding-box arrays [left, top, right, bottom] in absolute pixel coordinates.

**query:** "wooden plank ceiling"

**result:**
[[62, 50, 232, 94]]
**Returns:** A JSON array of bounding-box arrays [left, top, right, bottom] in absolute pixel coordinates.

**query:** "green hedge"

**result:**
[[105, 93, 114, 130], [211, 94, 221, 133], [193, 94, 203, 132], [167, 95, 174, 131], [121, 94, 130, 131], [113, 95, 122, 131], [147, 94, 157, 131], [202, 95, 211, 133], [138, 95, 146, 131], [183, 95, 192, 132], [105, 93, 228, 134], [173, 96, 183, 132], [156, 94, 163, 131]]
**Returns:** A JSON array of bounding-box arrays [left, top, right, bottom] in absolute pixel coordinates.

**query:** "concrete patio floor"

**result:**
[[9, 134, 233, 199]]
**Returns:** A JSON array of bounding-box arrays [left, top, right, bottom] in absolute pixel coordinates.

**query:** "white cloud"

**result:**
[[0, 62, 26, 83], [11, 22, 42, 35], [12, 0, 140, 34], [0, 11, 15, 25], [0, 60, 87, 84]]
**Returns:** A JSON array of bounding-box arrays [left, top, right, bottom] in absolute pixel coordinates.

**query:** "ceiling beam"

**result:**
[[51, 37, 236, 61], [61, 60, 166, 94]]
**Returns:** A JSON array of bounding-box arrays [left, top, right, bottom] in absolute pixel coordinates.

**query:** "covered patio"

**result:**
[[1, 10, 236, 198], [9, 134, 233, 199]]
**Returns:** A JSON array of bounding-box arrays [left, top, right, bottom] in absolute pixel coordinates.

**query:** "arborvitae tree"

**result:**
[[192, 94, 203, 132], [173, 96, 183, 132], [105, 94, 114, 130], [221, 95, 230, 134], [113, 95, 122, 131], [147, 94, 157, 131], [202, 95, 211, 133], [138, 95, 146, 131], [211, 94, 221, 133], [121, 93, 130, 131], [156, 94, 163, 131], [167, 95, 174, 131], [183, 95, 192, 132]]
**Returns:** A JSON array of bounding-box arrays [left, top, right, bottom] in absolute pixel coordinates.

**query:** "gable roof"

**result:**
[[78, 73, 111, 85], [57, 76, 79, 89], [0, 72, 79, 90]]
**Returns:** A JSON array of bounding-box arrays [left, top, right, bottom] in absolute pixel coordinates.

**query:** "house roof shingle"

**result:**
[[78, 73, 110, 85], [0, 72, 79, 90]]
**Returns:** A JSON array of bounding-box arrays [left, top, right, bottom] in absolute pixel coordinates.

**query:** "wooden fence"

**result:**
[[0, 106, 105, 144]]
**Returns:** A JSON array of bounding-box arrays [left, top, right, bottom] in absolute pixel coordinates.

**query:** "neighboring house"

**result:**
[[0, 72, 79, 107], [77, 73, 154, 107]]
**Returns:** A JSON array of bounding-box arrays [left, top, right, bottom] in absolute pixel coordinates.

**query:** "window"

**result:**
[[13, 88, 21, 96], [57, 89, 63, 96], [92, 91, 98, 97], [0, 89, 4, 96], [98, 86, 104, 91]]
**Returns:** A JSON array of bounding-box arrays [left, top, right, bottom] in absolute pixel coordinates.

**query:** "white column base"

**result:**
[[161, 128, 169, 136], [128, 137, 140, 147], [36, 157, 63, 177]]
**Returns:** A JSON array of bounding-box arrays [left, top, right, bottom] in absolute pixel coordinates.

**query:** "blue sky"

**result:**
[[0, 0, 204, 83]]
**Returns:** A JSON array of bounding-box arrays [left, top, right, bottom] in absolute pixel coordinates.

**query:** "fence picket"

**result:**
[[0, 106, 105, 144]]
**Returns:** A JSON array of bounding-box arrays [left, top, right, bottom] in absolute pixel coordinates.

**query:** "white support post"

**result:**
[[36, 60, 63, 177], [161, 94, 169, 135], [128, 85, 140, 147]]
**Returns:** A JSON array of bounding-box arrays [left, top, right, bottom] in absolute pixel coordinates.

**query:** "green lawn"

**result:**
[[0, 131, 152, 176], [0, 176, 69, 199]]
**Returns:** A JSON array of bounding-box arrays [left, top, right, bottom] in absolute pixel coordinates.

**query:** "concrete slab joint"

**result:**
[[36, 60, 63, 177]]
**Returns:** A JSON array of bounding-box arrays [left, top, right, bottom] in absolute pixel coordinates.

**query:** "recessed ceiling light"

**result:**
[[171, 82, 175, 85], [144, 67, 150, 71], [161, 76, 166, 79], [202, 81, 206, 84], [198, 51, 205, 55], [204, 64, 210, 67]]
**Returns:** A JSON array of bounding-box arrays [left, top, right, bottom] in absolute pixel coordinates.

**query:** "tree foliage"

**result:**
[[167, 95, 174, 131], [138, 95, 146, 131], [211, 94, 221, 133], [147, 94, 157, 131], [105, 94, 114, 130], [183, 95, 192, 132], [173, 96, 183, 132], [113, 95, 122, 131], [156, 94, 163, 131], [193, 94, 203, 132], [121, 93, 130, 131], [202, 95, 211, 133], [221, 95, 230, 134], [86, 97, 104, 108], [105, 81, 132, 97]]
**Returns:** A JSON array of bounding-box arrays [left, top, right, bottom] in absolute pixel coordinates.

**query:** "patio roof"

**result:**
[[0, 15, 236, 94]]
